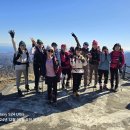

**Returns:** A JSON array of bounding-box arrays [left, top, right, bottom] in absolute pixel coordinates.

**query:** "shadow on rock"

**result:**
[[0, 88, 111, 127], [126, 103, 130, 110]]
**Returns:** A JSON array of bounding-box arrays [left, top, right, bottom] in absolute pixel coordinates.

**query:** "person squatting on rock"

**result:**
[[70, 46, 87, 97], [9, 30, 30, 96], [88, 40, 100, 88], [98, 46, 111, 91], [110, 43, 125, 92], [60, 44, 71, 89]]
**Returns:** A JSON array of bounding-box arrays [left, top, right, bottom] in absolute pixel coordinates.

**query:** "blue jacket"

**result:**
[[98, 52, 111, 71], [54, 49, 61, 66]]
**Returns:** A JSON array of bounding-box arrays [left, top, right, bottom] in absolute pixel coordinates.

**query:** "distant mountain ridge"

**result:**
[[0, 45, 130, 66], [0, 46, 14, 53], [0, 45, 31, 53]]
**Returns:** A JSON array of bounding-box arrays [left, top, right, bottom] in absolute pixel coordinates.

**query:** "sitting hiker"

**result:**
[[98, 46, 110, 91], [9, 30, 30, 96], [70, 46, 87, 97]]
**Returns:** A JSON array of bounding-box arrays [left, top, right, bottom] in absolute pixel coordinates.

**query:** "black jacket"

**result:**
[[89, 48, 100, 65]]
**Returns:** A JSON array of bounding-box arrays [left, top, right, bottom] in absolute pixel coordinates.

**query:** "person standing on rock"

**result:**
[[51, 42, 61, 66], [60, 44, 71, 89], [51, 42, 62, 83], [45, 46, 60, 104], [70, 46, 87, 97], [69, 46, 75, 59], [88, 40, 100, 88], [98, 46, 111, 91], [71, 33, 90, 88], [110, 43, 125, 92], [9, 30, 30, 96], [30, 38, 46, 93], [81, 42, 90, 88]]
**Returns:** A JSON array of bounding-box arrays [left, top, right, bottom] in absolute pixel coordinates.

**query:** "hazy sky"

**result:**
[[0, 0, 130, 50]]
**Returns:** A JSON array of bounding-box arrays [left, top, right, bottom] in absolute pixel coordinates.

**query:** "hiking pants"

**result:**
[[15, 69, 28, 90], [72, 73, 82, 93], [89, 64, 98, 85], [83, 64, 89, 86], [98, 69, 109, 84], [46, 76, 57, 102], [110, 67, 119, 89]]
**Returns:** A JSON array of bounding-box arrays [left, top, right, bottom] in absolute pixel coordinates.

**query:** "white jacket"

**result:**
[[15, 51, 29, 71], [71, 55, 87, 73]]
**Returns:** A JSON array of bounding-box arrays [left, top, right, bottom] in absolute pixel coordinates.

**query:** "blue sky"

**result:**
[[0, 0, 130, 50]]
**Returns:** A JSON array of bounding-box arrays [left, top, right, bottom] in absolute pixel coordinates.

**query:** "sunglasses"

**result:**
[[48, 50, 53, 53]]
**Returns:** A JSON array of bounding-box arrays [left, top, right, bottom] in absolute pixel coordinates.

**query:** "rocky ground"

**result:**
[[0, 78, 130, 130]]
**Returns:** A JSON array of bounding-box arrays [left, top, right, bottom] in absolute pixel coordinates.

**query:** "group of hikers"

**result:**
[[8, 30, 125, 104]]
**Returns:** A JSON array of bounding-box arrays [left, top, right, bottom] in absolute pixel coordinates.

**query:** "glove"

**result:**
[[71, 32, 77, 38], [8, 30, 15, 38], [30, 38, 36, 47]]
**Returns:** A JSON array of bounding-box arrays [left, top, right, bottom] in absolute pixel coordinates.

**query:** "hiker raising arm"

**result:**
[[8, 30, 30, 96]]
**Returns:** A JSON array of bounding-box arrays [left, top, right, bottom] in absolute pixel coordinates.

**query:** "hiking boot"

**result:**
[[88, 82, 91, 86], [110, 88, 115, 92], [84, 84, 88, 88], [100, 86, 103, 92], [113, 89, 118, 93], [66, 81, 70, 88], [18, 89, 24, 97], [93, 85, 97, 88], [103, 85, 109, 90], [34, 86, 42, 90], [47, 100, 52, 104], [62, 83, 65, 90], [52, 102, 57, 107], [73, 92, 79, 97], [115, 85, 118, 90], [52, 94, 57, 103], [35, 89, 40, 94], [114, 85, 118, 92], [25, 84, 30, 92]]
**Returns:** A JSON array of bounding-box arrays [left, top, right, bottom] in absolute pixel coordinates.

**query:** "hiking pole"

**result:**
[[26, 63, 29, 93], [71, 75, 73, 88], [41, 76, 44, 94], [119, 68, 123, 91]]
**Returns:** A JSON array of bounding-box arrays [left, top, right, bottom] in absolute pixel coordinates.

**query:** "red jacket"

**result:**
[[60, 51, 71, 69], [110, 51, 125, 68]]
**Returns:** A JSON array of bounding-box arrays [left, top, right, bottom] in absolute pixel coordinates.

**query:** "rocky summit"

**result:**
[[0, 79, 130, 130]]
